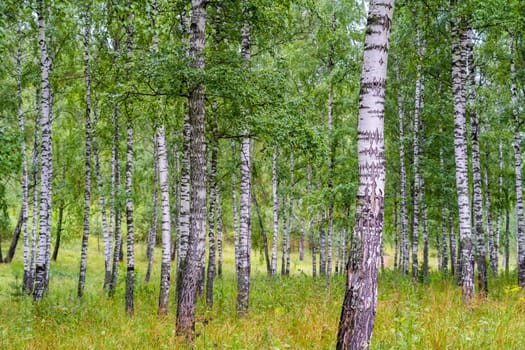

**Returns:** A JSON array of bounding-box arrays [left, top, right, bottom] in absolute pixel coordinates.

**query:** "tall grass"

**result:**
[[0, 239, 523, 349]]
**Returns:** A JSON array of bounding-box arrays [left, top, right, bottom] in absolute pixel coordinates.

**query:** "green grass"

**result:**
[[0, 239, 524, 349]]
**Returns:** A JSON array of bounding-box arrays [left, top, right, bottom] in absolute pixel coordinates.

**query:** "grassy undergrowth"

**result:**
[[0, 239, 524, 349]]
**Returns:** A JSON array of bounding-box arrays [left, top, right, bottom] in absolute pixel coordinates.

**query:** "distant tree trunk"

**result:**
[[271, 149, 279, 275], [145, 132, 159, 283], [231, 140, 240, 276], [485, 150, 496, 276], [109, 105, 122, 297], [510, 34, 525, 287], [286, 153, 294, 275], [281, 195, 288, 276], [505, 207, 510, 276], [422, 179, 429, 282], [157, 125, 171, 316], [92, 98, 111, 290], [394, 196, 398, 269], [252, 189, 271, 274], [336, 1, 393, 347], [51, 200, 64, 262], [78, 5, 93, 298], [440, 146, 448, 274], [496, 123, 503, 276], [206, 115, 218, 307], [217, 190, 223, 277], [451, 6, 474, 301], [307, 164, 316, 277], [33, 0, 54, 301], [449, 215, 457, 276], [176, 0, 207, 336], [319, 212, 326, 276], [397, 65, 409, 276], [466, 27, 487, 295]]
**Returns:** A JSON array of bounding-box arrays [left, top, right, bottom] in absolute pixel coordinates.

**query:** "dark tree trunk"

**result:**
[[51, 200, 64, 262], [5, 208, 23, 263]]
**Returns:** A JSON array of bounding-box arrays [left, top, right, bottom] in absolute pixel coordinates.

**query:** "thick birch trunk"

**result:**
[[336, 1, 393, 347], [510, 35, 525, 286], [451, 11, 474, 301], [177, 112, 191, 290], [157, 125, 171, 315], [176, 0, 207, 336], [271, 149, 279, 275], [78, 6, 92, 298], [145, 132, 159, 283], [33, 0, 54, 300]]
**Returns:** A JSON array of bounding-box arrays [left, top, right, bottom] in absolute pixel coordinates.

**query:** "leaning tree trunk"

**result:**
[[145, 132, 159, 283], [271, 148, 279, 275], [451, 8, 474, 301], [176, 0, 207, 337], [510, 34, 525, 287], [336, 1, 394, 348], [33, 0, 54, 301], [78, 4, 93, 298], [157, 125, 171, 316], [466, 27, 487, 295]]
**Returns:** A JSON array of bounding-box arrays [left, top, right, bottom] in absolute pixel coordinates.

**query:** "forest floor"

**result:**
[[0, 239, 524, 349]]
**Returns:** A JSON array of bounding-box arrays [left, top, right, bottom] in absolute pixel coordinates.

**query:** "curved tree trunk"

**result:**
[[336, 1, 394, 347]]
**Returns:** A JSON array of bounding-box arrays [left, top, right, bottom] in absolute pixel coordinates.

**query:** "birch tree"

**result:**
[[336, 0, 394, 347]]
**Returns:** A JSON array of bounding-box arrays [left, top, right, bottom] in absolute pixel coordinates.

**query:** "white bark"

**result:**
[[271, 149, 279, 275]]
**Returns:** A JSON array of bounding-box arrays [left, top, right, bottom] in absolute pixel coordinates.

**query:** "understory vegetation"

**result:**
[[0, 241, 523, 349]]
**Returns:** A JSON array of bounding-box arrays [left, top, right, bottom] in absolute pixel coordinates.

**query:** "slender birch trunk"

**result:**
[[271, 149, 279, 275], [451, 7, 474, 301], [206, 116, 218, 307], [217, 190, 223, 277], [145, 132, 159, 283], [176, 0, 207, 336], [157, 125, 171, 315], [28, 89, 41, 293], [172, 144, 181, 262], [484, 150, 496, 276], [286, 153, 294, 275], [336, 1, 394, 347], [505, 207, 510, 276], [78, 5, 93, 298], [51, 199, 64, 261], [109, 105, 122, 297], [510, 35, 525, 286], [397, 65, 409, 276], [33, 0, 54, 300], [466, 27, 487, 295], [16, 21, 30, 286], [319, 212, 326, 276], [252, 189, 271, 274], [307, 164, 317, 277], [496, 120, 503, 276], [394, 196, 398, 269], [411, 14, 424, 281], [231, 140, 240, 276], [281, 195, 288, 276]]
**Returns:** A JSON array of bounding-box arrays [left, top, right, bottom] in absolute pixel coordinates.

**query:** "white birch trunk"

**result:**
[[451, 11, 474, 300], [307, 164, 317, 277], [33, 0, 54, 300], [271, 149, 279, 275], [336, 1, 394, 347], [78, 5, 93, 298], [145, 132, 159, 283], [231, 140, 240, 276], [510, 35, 525, 287], [176, 0, 207, 336], [157, 125, 171, 315]]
